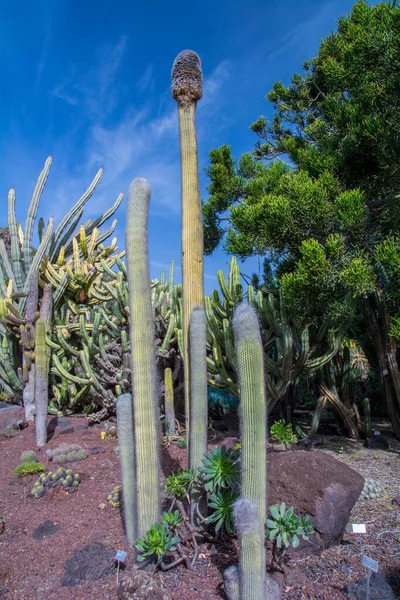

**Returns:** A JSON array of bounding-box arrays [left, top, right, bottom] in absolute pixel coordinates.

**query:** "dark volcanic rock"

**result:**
[[363, 437, 390, 450], [61, 542, 115, 586], [346, 573, 396, 599], [268, 450, 364, 553], [32, 520, 60, 540]]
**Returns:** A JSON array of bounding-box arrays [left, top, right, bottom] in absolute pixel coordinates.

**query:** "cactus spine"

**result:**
[[116, 393, 136, 545], [35, 319, 48, 447], [172, 50, 205, 461], [164, 367, 176, 436], [233, 304, 267, 522], [233, 499, 265, 600], [126, 177, 160, 540]]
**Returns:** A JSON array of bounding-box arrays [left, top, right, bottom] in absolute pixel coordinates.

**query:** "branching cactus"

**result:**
[[164, 367, 176, 436], [171, 50, 205, 457], [116, 393, 136, 546], [126, 177, 160, 540], [35, 318, 48, 447], [233, 499, 266, 600], [188, 306, 208, 524], [232, 304, 267, 522]]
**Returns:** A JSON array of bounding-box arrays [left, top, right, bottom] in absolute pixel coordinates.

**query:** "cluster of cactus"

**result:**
[[31, 467, 81, 498], [206, 257, 343, 418], [0, 156, 123, 418], [50, 443, 88, 464], [107, 485, 122, 508], [359, 478, 385, 500]]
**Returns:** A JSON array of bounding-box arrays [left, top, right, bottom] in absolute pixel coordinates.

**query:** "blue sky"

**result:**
[[0, 0, 364, 294]]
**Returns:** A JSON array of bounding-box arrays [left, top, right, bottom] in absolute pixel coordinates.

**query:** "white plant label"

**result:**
[[374, 430, 381, 435], [115, 550, 127, 562], [352, 524, 366, 533], [362, 555, 378, 572]]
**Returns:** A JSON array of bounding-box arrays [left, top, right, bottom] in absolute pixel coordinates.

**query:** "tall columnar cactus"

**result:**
[[116, 393, 136, 546], [232, 304, 267, 523], [188, 306, 208, 525], [164, 367, 176, 436], [171, 50, 205, 455], [126, 177, 160, 540], [233, 499, 266, 600], [35, 318, 48, 447]]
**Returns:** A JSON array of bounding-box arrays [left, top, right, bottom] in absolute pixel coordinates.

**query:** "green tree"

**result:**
[[202, 0, 400, 437]]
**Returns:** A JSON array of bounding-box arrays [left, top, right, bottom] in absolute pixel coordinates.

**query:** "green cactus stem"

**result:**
[[35, 318, 48, 447], [164, 367, 176, 437], [232, 304, 267, 524], [172, 50, 205, 458], [233, 498, 266, 600], [116, 393, 136, 545], [363, 397, 372, 438], [126, 177, 160, 540], [188, 307, 208, 525]]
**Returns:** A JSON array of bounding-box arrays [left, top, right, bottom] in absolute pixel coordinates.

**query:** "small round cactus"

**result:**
[[21, 450, 37, 463]]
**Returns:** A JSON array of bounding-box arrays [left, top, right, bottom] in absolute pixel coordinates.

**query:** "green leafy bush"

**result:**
[[135, 523, 180, 565], [13, 462, 45, 477], [198, 446, 240, 492], [270, 420, 298, 447], [161, 510, 183, 529], [266, 502, 314, 567], [165, 470, 194, 500], [206, 489, 239, 534]]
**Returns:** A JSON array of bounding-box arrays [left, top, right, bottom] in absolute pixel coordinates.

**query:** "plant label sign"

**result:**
[[352, 524, 366, 533], [362, 556, 378, 572], [374, 431, 381, 436], [115, 550, 127, 563]]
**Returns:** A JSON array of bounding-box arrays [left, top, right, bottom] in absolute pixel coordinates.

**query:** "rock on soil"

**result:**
[[61, 541, 116, 586], [268, 450, 364, 552], [118, 570, 169, 600], [346, 572, 396, 599], [32, 520, 61, 540]]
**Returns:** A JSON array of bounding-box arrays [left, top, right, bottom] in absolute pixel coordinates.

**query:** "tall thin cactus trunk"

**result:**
[[126, 177, 161, 540], [172, 50, 205, 465]]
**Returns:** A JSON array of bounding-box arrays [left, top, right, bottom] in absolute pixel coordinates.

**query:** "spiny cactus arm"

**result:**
[[309, 395, 328, 437], [8, 188, 24, 290], [84, 192, 123, 237], [23, 156, 52, 272], [35, 318, 49, 447], [233, 498, 266, 600], [164, 367, 176, 436], [233, 304, 267, 522], [217, 270, 234, 306], [160, 313, 176, 351], [38, 217, 45, 242], [305, 330, 342, 370], [0, 239, 15, 283], [21, 218, 54, 313], [52, 274, 70, 309], [211, 291, 229, 320], [0, 335, 24, 392], [51, 352, 91, 385], [100, 258, 118, 280], [168, 260, 175, 293], [116, 393, 136, 545], [205, 296, 225, 347], [49, 167, 103, 258], [223, 318, 236, 369], [49, 207, 85, 262], [126, 177, 161, 539]]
